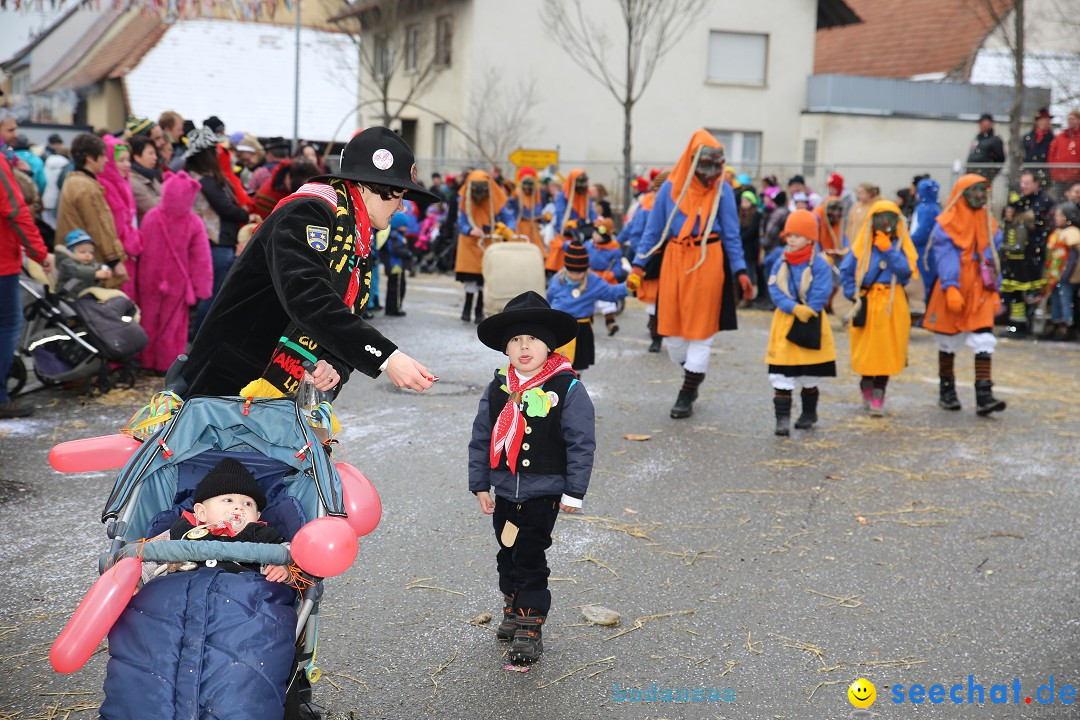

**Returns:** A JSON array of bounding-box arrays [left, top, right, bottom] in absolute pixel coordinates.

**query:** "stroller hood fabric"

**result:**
[[100, 567, 296, 720]]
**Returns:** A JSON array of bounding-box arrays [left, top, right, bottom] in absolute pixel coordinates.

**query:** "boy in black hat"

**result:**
[[178, 126, 440, 400], [168, 457, 290, 581], [469, 292, 596, 663], [546, 238, 629, 372]]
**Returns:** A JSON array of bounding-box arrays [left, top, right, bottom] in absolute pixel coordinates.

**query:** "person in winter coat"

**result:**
[[55, 134, 128, 289], [128, 135, 162, 223], [99, 135, 142, 298], [1, 149, 51, 418], [455, 170, 514, 323], [910, 178, 941, 305], [966, 114, 1006, 181], [137, 171, 213, 373], [184, 128, 253, 332], [1048, 109, 1080, 201]]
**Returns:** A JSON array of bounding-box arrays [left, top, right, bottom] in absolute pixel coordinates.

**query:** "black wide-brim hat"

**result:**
[[313, 126, 439, 203], [476, 291, 579, 353]]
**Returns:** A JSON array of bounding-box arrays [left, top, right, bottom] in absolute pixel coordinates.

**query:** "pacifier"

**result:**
[[227, 509, 247, 531]]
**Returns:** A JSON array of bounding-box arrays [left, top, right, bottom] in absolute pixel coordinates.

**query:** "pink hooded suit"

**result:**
[[100, 135, 143, 298], [137, 172, 213, 372]]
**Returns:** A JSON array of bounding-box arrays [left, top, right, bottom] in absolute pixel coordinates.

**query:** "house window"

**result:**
[[706, 129, 763, 171], [433, 122, 449, 160], [706, 31, 767, 86], [374, 34, 391, 77], [802, 138, 818, 178], [405, 24, 420, 71], [435, 15, 453, 67], [11, 68, 30, 98]]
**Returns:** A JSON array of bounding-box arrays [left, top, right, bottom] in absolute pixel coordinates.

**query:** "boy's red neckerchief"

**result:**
[[490, 353, 575, 472]]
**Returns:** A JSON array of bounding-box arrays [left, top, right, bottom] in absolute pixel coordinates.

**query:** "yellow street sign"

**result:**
[[508, 148, 558, 169]]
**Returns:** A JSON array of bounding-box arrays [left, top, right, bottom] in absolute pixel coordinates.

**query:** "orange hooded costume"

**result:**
[[846, 200, 920, 376], [513, 167, 544, 250], [923, 175, 1001, 334], [454, 170, 509, 280]]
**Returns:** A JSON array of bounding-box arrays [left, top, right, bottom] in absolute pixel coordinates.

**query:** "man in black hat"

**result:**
[[1023, 108, 1055, 189], [177, 126, 440, 399], [966, 113, 1005, 180]]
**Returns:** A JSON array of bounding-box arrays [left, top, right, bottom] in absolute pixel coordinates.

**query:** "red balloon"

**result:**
[[51, 557, 142, 673], [335, 462, 382, 537], [290, 517, 358, 578], [49, 434, 141, 474]]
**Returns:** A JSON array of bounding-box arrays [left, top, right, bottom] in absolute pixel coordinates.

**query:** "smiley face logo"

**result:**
[[848, 678, 876, 708]]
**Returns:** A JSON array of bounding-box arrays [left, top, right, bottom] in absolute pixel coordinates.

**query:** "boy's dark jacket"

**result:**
[[468, 368, 594, 501], [181, 194, 396, 396]]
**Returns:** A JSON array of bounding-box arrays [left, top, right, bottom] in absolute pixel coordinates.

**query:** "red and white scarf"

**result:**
[[490, 353, 574, 472]]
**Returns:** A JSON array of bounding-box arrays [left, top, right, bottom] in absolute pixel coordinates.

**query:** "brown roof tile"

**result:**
[[814, 0, 1014, 79], [35, 11, 167, 93]]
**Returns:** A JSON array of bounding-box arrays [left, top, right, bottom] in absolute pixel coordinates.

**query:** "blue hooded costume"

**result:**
[[910, 178, 940, 303]]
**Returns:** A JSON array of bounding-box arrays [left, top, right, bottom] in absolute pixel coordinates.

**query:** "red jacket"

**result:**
[[1, 155, 47, 275], [1048, 127, 1080, 183]]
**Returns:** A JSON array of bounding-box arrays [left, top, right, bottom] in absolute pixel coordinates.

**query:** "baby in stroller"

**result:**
[[76, 395, 353, 720]]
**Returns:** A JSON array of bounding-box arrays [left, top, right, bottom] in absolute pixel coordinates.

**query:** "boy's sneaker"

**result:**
[[496, 595, 516, 641], [0, 399, 34, 418], [507, 611, 545, 664]]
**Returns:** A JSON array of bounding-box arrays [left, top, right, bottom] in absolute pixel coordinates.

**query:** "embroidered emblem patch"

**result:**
[[372, 148, 394, 170], [306, 225, 329, 251]]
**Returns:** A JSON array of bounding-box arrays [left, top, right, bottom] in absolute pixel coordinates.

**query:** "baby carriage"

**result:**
[[47, 368, 380, 719], [9, 266, 146, 396]]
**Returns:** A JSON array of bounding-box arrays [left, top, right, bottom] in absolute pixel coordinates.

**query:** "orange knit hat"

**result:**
[[781, 209, 819, 243]]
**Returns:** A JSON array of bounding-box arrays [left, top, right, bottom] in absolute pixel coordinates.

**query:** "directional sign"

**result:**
[[508, 148, 558, 169]]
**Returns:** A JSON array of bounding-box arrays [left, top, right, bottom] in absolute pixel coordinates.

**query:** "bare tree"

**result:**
[[973, 0, 1026, 188], [463, 68, 542, 167], [329, 0, 443, 128], [541, 0, 704, 211]]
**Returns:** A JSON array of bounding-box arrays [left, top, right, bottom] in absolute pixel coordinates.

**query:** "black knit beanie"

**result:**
[[193, 457, 267, 510], [563, 240, 590, 271]]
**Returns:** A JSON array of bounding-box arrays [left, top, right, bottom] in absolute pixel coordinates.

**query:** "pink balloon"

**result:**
[[51, 557, 142, 674], [335, 462, 382, 537], [49, 434, 141, 473], [290, 517, 358, 578]]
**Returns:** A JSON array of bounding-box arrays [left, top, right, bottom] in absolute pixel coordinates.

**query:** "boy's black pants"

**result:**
[[493, 494, 560, 615]]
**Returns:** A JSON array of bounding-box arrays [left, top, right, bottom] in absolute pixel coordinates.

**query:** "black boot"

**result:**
[[496, 594, 516, 641], [647, 315, 662, 352], [605, 314, 619, 336], [938, 377, 961, 411], [794, 388, 818, 429], [474, 291, 485, 324], [975, 380, 1006, 416], [774, 395, 792, 436], [461, 292, 474, 322], [670, 389, 695, 419], [507, 611, 545, 664]]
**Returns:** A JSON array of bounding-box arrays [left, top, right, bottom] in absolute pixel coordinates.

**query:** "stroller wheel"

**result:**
[[6, 355, 27, 397]]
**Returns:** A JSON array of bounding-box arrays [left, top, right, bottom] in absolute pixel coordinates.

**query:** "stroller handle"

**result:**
[[120, 539, 291, 566]]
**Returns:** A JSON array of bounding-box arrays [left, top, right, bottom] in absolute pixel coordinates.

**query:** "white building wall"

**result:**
[[799, 113, 1014, 202], [370, 0, 817, 188], [24, 6, 112, 87]]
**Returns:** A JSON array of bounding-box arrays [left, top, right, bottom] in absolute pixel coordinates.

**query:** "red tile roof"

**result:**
[[814, 0, 1015, 80]]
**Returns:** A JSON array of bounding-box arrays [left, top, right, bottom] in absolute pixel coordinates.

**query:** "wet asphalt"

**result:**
[[1, 273, 1079, 720]]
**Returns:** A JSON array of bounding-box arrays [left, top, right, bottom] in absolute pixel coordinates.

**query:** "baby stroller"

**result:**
[[10, 267, 146, 396], [49, 368, 370, 720]]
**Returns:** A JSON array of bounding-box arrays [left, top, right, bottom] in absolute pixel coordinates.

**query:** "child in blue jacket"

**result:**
[[547, 240, 628, 372], [586, 219, 627, 335]]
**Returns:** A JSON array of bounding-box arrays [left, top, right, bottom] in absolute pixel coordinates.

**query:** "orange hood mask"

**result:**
[[665, 129, 726, 241], [936, 174, 997, 254]]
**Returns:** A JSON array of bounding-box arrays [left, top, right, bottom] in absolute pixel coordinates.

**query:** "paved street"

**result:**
[[2, 273, 1079, 720]]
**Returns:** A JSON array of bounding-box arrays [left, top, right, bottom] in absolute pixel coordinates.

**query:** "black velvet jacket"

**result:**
[[181, 196, 397, 396]]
